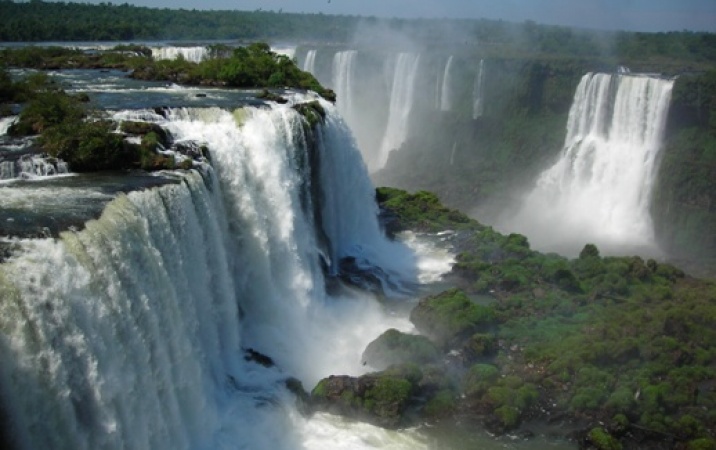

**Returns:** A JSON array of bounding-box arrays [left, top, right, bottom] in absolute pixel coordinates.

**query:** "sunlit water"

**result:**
[[0, 65, 578, 450]]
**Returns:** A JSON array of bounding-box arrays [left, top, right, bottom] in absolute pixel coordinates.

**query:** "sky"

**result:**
[[69, 0, 716, 33]]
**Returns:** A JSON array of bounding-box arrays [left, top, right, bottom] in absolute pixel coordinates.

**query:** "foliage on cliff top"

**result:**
[[0, 43, 334, 100], [376, 187, 480, 233], [376, 187, 716, 446]]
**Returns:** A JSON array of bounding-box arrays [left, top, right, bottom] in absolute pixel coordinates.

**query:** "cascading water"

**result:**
[[501, 72, 675, 256], [150, 46, 208, 63], [473, 59, 485, 119], [0, 154, 69, 181], [0, 116, 17, 136], [376, 52, 421, 170], [439, 55, 454, 112], [0, 98, 428, 450], [331, 50, 357, 126], [303, 49, 317, 74]]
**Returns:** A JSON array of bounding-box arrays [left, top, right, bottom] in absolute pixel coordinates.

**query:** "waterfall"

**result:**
[[303, 49, 317, 73], [439, 56, 454, 111], [150, 46, 208, 63], [331, 50, 357, 125], [503, 73, 674, 256], [0, 154, 69, 181], [473, 59, 485, 119], [0, 99, 420, 449], [0, 116, 17, 136], [376, 52, 421, 170]]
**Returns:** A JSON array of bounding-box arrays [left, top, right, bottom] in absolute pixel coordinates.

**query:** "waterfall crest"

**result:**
[[502, 72, 675, 256], [150, 46, 208, 63]]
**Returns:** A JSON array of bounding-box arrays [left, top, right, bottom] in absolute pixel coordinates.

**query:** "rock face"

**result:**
[[409, 288, 496, 348], [361, 328, 440, 370]]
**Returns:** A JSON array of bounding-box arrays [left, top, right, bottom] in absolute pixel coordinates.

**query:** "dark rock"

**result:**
[[119, 121, 171, 148], [244, 348, 275, 368], [172, 141, 208, 161], [256, 89, 288, 104], [285, 377, 312, 416]]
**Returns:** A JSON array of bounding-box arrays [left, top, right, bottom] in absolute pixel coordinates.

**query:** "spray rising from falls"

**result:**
[[502, 72, 674, 256], [0, 99, 421, 449], [376, 53, 421, 171]]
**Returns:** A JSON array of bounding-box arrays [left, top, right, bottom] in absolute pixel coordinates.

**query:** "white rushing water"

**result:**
[[150, 46, 209, 63], [376, 53, 421, 171], [501, 72, 674, 256], [331, 50, 357, 126], [0, 98, 443, 450], [0, 116, 17, 136], [303, 49, 318, 74], [473, 59, 485, 119], [0, 154, 70, 181], [439, 56, 454, 112]]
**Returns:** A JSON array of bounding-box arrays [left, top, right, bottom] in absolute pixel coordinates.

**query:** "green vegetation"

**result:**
[[0, 43, 333, 99], [353, 187, 716, 446], [1, 1, 715, 73], [2, 76, 174, 172], [410, 288, 497, 348], [376, 187, 478, 234], [652, 70, 716, 270]]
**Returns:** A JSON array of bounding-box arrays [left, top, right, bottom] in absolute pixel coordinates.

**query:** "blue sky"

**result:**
[[73, 0, 716, 32]]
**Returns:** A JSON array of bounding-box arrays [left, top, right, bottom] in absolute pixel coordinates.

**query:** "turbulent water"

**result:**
[[0, 93, 463, 449], [501, 72, 675, 256], [377, 53, 421, 171]]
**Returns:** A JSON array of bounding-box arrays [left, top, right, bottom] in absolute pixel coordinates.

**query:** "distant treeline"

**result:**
[[1, 0, 716, 69]]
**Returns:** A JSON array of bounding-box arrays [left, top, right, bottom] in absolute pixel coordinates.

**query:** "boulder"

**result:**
[[311, 370, 417, 429], [361, 328, 440, 370]]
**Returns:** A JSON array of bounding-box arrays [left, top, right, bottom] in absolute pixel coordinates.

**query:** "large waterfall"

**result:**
[[0, 99, 426, 449], [376, 53, 421, 170], [502, 72, 674, 256]]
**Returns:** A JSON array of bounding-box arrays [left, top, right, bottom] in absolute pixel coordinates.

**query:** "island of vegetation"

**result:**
[[0, 43, 332, 173], [305, 188, 716, 450]]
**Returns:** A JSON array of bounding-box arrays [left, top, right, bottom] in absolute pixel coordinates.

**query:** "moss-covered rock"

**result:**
[[586, 427, 623, 450], [293, 100, 325, 128], [361, 328, 441, 370], [310, 371, 416, 429]]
